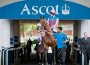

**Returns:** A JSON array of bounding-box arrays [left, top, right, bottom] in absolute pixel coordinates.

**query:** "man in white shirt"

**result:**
[[47, 46, 53, 65]]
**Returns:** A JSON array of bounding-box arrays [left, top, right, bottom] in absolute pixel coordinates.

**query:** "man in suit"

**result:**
[[20, 44, 25, 63], [26, 38, 32, 61], [80, 32, 90, 65]]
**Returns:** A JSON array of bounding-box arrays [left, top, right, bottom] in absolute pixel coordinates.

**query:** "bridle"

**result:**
[[40, 19, 47, 28]]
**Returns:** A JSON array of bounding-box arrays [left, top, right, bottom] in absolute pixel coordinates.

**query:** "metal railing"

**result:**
[[0, 49, 2, 65], [3, 48, 8, 65], [2, 47, 21, 65], [74, 47, 87, 65]]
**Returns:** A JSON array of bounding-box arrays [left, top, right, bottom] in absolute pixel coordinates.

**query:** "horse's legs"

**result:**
[[39, 53, 44, 65], [41, 53, 44, 65], [45, 49, 48, 65], [39, 53, 42, 64], [53, 48, 56, 65]]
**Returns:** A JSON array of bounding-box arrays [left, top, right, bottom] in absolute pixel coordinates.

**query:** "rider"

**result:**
[[47, 9, 59, 32]]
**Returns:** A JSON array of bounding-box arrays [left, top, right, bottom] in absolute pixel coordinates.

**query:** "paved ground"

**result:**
[[13, 53, 78, 65]]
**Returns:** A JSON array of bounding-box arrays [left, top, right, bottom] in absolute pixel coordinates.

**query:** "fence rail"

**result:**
[[0, 47, 21, 65]]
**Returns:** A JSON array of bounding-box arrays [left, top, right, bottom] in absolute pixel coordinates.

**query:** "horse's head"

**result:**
[[36, 16, 47, 37], [36, 16, 46, 33], [39, 17, 47, 28]]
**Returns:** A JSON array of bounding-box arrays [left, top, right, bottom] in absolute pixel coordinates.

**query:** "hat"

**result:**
[[50, 10, 56, 15]]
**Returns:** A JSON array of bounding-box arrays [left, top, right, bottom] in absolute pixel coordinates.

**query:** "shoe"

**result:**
[[39, 62, 41, 64], [61, 63, 65, 65], [48, 64, 51, 65], [42, 63, 44, 65], [58, 60, 61, 64]]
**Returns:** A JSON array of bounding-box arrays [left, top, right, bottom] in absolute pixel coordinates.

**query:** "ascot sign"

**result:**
[[0, 0, 90, 19], [21, 4, 61, 15]]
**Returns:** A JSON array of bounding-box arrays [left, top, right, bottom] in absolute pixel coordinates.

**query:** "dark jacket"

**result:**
[[80, 37, 90, 54], [20, 47, 25, 55], [26, 40, 32, 53]]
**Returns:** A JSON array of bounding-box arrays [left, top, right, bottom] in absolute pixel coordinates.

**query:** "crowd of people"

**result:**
[[36, 9, 90, 65], [19, 38, 32, 63], [19, 9, 90, 65]]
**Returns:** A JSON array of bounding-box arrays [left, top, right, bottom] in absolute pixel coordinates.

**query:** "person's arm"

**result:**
[[63, 33, 69, 43], [51, 18, 59, 28], [54, 18, 59, 28], [64, 39, 68, 43], [45, 30, 53, 35], [80, 38, 83, 50], [45, 30, 57, 39]]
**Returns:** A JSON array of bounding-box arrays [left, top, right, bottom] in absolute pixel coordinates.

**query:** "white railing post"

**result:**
[[5, 47, 21, 65], [0, 50, 2, 65], [3, 49, 8, 65]]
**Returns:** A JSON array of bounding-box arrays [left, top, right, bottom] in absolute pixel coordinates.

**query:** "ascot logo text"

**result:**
[[20, 4, 60, 15]]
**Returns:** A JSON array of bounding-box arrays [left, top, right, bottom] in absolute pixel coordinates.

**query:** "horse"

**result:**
[[37, 17, 57, 65]]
